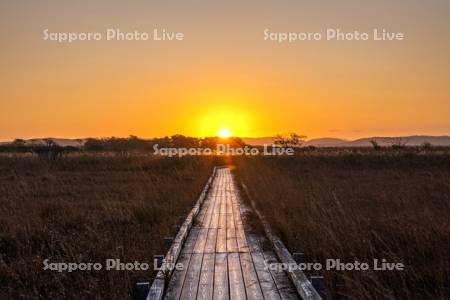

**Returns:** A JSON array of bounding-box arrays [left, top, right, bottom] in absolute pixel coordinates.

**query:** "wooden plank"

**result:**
[[263, 251, 300, 300], [196, 201, 209, 227], [164, 227, 202, 299], [216, 191, 227, 253], [273, 238, 320, 300], [236, 223, 249, 252], [226, 213, 238, 253], [232, 201, 249, 253], [246, 233, 261, 253], [243, 228, 285, 300], [220, 195, 226, 218], [214, 246, 229, 298], [193, 228, 209, 253], [197, 253, 215, 300], [200, 196, 215, 228], [180, 253, 203, 300], [179, 178, 218, 298], [205, 192, 220, 253], [203, 195, 220, 253], [160, 167, 309, 300], [218, 209, 227, 229], [228, 252, 246, 300], [163, 253, 193, 300], [245, 233, 283, 299], [165, 168, 223, 300], [216, 228, 227, 253], [204, 227, 218, 253], [147, 278, 164, 300], [240, 252, 264, 299], [226, 195, 233, 214], [210, 198, 220, 229], [251, 251, 282, 300], [242, 182, 322, 300], [226, 189, 238, 252], [181, 227, 201, 254], [149, 167, 217, 300]]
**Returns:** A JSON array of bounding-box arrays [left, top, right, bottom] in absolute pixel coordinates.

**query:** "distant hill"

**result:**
[[304, 138, 348, 147], [241, 137, 275, 146], [3, 135, 450, 148], [339, 136, 450, 147], [243, 135, 450, 147]]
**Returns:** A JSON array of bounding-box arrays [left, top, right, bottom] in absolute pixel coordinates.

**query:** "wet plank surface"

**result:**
[[164, 168, 299, 300]]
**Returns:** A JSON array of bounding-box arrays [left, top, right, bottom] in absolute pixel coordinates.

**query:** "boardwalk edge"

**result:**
[[146, 166, 218, 300], [240, 182, 323, 300]]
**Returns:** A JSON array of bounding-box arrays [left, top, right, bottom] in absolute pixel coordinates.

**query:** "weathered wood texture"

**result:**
[[158, 167, 303, 299], [242, 183, 322, 300], [147, 167, 217, 300]]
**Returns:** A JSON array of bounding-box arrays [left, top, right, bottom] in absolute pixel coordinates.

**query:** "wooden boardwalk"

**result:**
[[163, 168, 300, 300]]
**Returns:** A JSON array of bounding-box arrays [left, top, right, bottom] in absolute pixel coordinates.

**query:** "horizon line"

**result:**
[[2, 133, 450, 143]]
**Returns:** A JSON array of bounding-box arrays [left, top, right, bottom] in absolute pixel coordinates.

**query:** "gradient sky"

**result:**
[[1, 0, 449, 140]]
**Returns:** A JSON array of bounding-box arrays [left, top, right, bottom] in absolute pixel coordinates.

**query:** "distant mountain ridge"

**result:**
[[3, 135, 450, 147], [242, 135, 450, 147]]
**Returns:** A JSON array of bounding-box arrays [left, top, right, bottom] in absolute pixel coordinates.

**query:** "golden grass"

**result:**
[[234, 153, 450, 299], [0, 155, 215, 299]]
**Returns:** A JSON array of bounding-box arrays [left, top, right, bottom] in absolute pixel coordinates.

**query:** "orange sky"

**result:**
[[1, 0, 449, 141]]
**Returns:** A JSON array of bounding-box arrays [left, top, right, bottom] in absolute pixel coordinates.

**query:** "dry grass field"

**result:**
[[234, 151, 450, 299], [1, 150, 449, 299], [0, 155, 215, 299]]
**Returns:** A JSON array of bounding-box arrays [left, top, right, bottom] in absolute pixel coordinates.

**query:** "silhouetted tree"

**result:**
[[12, 139, 26, 146], [421, 142, 432, 150], [385, 137, 409, 149], [31, 139, 64, 161], [274, 133, 306, 148], [370, 139, 381, 150]]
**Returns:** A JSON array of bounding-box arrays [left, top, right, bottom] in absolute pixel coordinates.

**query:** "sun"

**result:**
[[217, 128, 231, 138]]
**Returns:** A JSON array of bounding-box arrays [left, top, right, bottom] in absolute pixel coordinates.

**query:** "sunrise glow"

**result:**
[[217, 128, 231, 138], [0, 1, 449, 141]]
